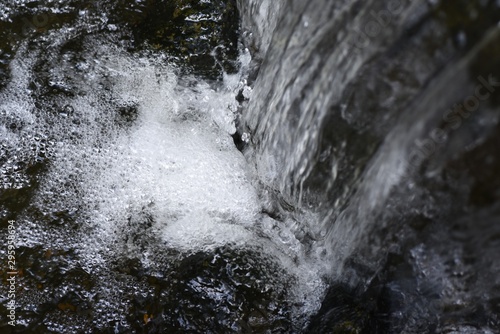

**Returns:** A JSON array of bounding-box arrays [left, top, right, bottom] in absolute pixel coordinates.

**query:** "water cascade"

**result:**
[[1, 0, 500, 333]]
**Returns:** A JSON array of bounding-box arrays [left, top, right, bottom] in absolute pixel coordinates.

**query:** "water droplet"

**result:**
[[241, 132, 250, 142]]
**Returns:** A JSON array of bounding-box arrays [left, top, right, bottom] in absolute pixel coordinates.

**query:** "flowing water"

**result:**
[[1, 0, 500, 333]]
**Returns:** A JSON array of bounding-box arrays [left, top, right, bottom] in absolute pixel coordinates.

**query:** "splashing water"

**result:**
[[0, 11, 326, 331]]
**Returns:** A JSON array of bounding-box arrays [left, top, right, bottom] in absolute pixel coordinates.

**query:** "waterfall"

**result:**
[[1, 0, 500, 333], [239, 0, 500, 332]]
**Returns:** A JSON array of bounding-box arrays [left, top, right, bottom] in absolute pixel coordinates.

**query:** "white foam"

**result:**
[[59, 48, 260, 253], [1, 38, 327, 329]]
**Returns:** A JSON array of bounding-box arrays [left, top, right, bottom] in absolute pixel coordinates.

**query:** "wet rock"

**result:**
[[125, 247, 293, 333], [110, 0, 241, 79]]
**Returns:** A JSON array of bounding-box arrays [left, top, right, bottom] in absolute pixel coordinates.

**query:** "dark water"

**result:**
[[1, 0, 500, 333], [240, 0, 500, 332]]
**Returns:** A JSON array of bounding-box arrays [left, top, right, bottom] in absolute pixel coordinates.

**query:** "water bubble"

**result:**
[[241, 132, 250, 142]]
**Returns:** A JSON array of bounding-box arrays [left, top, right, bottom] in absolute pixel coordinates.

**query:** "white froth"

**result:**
[[65, 49, 261, 254], [1, 39, 327, 328]]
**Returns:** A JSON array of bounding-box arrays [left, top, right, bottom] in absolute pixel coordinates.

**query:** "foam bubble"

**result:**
[[1, 36, 327, 330]]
